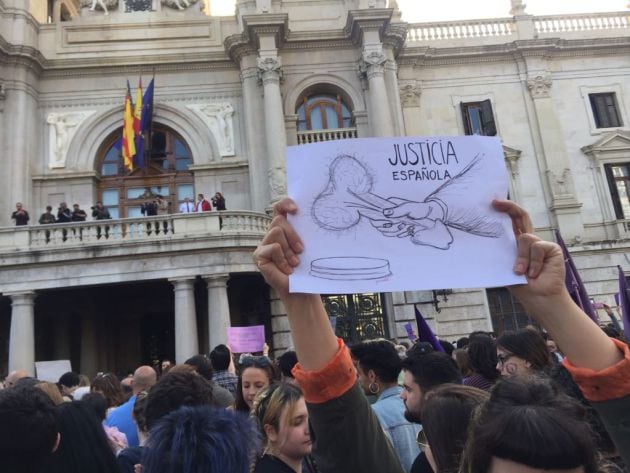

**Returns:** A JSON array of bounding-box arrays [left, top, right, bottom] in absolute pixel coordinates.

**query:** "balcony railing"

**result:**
[[534, 12, 629, 35], [297, 127, 358, 145], [0, 211, 271, 251], [407, 18, 515, 42]]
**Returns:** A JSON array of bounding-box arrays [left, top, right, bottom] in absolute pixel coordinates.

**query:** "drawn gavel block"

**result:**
[[311, 155, 454, 249]]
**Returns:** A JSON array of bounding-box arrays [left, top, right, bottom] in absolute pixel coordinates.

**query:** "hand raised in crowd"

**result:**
[[253, 198, 304, 299]]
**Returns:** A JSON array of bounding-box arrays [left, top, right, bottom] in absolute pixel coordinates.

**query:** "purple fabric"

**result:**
[[618, 266, 630, 341], [554, 230, 599, 323], [414, 305, 444, 353]]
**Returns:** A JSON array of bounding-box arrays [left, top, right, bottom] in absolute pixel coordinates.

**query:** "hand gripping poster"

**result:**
[[286, 136, 526, 294]]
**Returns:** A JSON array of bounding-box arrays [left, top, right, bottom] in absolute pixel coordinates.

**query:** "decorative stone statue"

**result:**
[[161, 0, 200, 10], [189, 103, 236, 157], [47, 111, 94, 169], [80, 0, 119, 15], [509, 0, 527, 16]]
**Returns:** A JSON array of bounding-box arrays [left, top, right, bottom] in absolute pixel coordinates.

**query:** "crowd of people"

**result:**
[[9, 192, 227, 226], [1, 198, 629, 473]]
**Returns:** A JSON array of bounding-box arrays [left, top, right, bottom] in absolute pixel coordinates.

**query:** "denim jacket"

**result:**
[[372, 385, 422, 473]]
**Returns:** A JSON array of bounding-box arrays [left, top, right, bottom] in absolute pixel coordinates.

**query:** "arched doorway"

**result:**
[[96, 125, 194, 218]]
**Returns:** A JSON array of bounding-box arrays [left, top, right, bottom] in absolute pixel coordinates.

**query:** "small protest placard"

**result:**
[[227, 325, 266, 353], [404, 322, 418, 341], [286, 136, 526, 294], [36, 360, 72, 383]]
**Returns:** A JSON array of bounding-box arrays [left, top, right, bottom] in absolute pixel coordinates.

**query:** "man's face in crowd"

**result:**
[[400, 369, 423, 423]]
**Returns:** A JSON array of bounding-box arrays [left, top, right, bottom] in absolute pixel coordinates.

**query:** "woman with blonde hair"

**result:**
[[252, 383, 317, 473]]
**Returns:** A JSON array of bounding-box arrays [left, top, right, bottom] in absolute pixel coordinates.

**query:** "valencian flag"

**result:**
[[618, 266, 630, 340], [133, 77, 143, 168], [554, 230, 599, 323], [121, 80, 136, 171], [414, 305, 445, 352]]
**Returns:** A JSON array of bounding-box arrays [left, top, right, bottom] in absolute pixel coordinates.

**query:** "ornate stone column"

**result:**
[[205, 274, 231, 351], [399, 79, 422, 135], [359, 50, 395, 137], [258, 55, 288, 202], [170, 278, 199, 363], [526, 74, 583, 240], [8, 291, 36, 376]]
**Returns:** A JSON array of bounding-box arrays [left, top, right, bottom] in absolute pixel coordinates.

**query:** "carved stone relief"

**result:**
[[47, 111, 96, 169], [399, 80, 422, 108], [161, 0, 200, 10], [188, 103, 236, 157], [527, 75, 552, 99]]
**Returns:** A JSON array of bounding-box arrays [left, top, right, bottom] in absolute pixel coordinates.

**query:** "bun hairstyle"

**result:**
[[462, 376, 599, 473]]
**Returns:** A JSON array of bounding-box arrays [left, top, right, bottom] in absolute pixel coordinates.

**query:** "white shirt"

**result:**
[[179, 201, 193, 213]]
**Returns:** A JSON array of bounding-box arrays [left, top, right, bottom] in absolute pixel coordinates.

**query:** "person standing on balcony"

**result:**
[[11, 202, 30, 226], [71, 204, 87, 222], [38, 206, 56, 225], [156, 195, 170, 216], [92, 201, 111, 220], [57, 202, 72, 223], [179, 197, 194, 214], [212, 192, 226, 211], [195, 193, 212, 212]]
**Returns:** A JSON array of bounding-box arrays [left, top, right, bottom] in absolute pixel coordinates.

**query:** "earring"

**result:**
[[368, 381, 380, 394]]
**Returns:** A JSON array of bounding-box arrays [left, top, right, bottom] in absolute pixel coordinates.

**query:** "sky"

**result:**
[[211, 0, 628, 19]]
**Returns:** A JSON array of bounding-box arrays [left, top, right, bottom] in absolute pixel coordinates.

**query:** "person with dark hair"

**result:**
[[39, 205, 56, 224], [495, 329, 552, 377], [47, 401, 120, 473], [455, 337, 469, 349], [437, 340, 454, 357], [142, 405, 258, 473], [277, 350, 299, 384], [210, 344, 238, 395], [0, 385, 60, 473], [83, 392, 128, 454], [144, 370, 214, 430], [462, 376, 600, 473], [463, 333, 499, 390], [252, 383, 317, 473], [117, 391, 149, 473], [420, 384, 489, 473], [406, 341, 434, 358], [351, 339, 421, 472], [59, 371, 80, 400], [92, 373, 125, 412], [233, 356, 277, 414], [185, 354, 235, 408]]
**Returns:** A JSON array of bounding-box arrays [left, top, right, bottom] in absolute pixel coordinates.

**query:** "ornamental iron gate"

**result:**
[[321, 293, 389, 344]]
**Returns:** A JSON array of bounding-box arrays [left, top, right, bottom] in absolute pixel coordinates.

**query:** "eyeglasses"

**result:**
[[496, 354, 515, 366], [239, 355, 272, 369]]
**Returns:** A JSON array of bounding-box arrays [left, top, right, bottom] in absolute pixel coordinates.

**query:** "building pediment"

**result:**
[[581, 131, 630, 155]]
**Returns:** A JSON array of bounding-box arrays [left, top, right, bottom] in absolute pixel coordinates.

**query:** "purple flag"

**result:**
[[618, 266, 630, 340], [555, 230, 599, 323], [414, 305, 444, 353]]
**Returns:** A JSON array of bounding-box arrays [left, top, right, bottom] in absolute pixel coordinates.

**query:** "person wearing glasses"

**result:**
[[495, 329, 551, 378], [233, 356, 278, 414]]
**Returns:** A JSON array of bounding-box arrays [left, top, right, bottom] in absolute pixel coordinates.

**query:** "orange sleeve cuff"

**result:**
[[291, 338, 356, 404], [563, 338, 630, 402]]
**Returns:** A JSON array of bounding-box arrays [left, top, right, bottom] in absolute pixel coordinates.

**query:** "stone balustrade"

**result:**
[[406, 11, 629, 45], [534, 12, 629, 35], [407, 18, 515, 42], [296, 127, 358, 145], [0, 211, 271, 252]]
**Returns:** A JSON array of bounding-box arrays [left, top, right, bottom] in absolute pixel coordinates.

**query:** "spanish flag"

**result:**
[[122, 80, 136, 171]]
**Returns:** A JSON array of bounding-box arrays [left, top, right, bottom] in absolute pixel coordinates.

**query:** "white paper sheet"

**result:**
[[287, 136, 527, 294], [35, 360, 72, 383]]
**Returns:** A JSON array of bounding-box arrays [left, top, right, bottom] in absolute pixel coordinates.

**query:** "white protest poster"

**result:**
[[36, 360, 72, 383], [286, 136, 527, 294]]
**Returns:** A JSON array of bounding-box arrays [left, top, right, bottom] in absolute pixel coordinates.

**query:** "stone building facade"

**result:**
[[0, 0, 628, 376]]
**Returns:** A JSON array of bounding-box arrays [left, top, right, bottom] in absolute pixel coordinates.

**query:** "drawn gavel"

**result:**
[[311, 155, 454, 249]]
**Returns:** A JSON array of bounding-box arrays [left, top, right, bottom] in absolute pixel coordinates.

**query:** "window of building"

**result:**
[[461, 100, 497, 136], [605, 162, 630, 219], [297, 94, 353, 131], [590, 93, 623, 129], [487, 287, 537, 335], [96, 126, 194, 218]]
